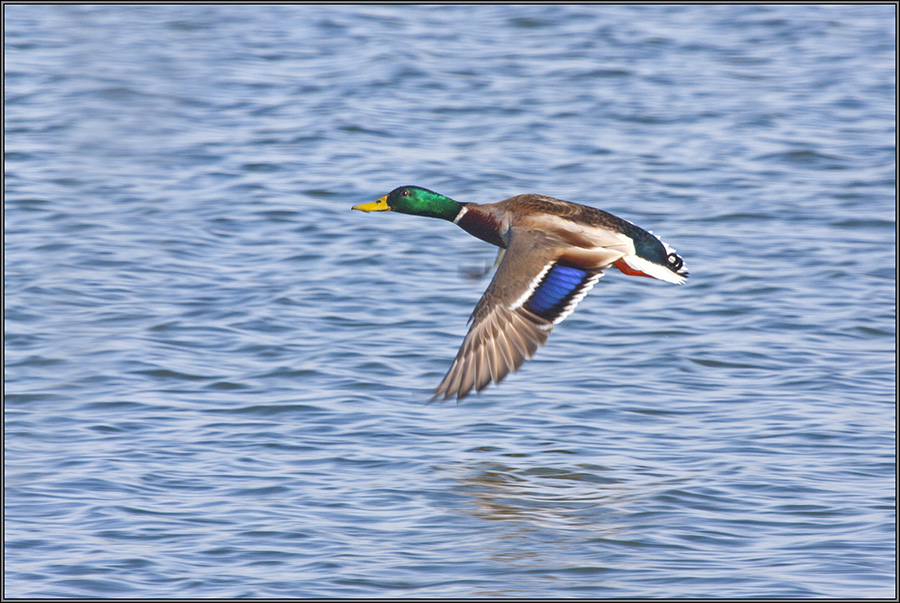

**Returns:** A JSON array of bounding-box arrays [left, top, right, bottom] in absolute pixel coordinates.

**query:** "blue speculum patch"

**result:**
[[525, 264, 587, 320]]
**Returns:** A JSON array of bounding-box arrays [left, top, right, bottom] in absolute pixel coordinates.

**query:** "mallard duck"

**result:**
[[353, 186, 687, 401]]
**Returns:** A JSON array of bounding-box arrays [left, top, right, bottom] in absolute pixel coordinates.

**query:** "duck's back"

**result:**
[[497, 194, 634, 233], [493, 194, 684, 280]]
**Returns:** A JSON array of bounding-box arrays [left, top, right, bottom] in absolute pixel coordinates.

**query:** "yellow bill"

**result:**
[[352, 195, 391, 212]]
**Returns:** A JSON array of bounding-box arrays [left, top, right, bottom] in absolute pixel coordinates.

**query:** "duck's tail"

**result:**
[[614, 236, 688, 285]]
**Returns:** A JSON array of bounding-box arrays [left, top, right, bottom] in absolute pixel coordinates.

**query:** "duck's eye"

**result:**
[[399, 189, 411, 197], [667, 253, 683, 271]]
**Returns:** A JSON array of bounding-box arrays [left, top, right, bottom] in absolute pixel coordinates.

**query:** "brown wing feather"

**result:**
[[432, 304, 551, 401], [432, 229, 562, 401]]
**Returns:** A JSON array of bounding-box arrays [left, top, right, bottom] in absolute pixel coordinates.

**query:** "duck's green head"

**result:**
[[352, 186, 462, 221]]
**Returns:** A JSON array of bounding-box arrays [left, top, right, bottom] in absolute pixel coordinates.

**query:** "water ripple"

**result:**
[[5, 4, 895, 599]]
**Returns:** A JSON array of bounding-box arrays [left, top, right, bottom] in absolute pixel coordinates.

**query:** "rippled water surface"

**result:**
[[5, 4, 896, 598]]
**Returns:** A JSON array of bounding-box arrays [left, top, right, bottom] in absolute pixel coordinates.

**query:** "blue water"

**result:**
[[5, 4, 895, 598]]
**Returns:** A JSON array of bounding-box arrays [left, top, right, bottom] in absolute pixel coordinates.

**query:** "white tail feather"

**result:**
[[621, 254, 687, 285]]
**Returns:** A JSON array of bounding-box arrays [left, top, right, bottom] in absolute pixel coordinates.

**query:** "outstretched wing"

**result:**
[[433, 229, 603, 401]]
